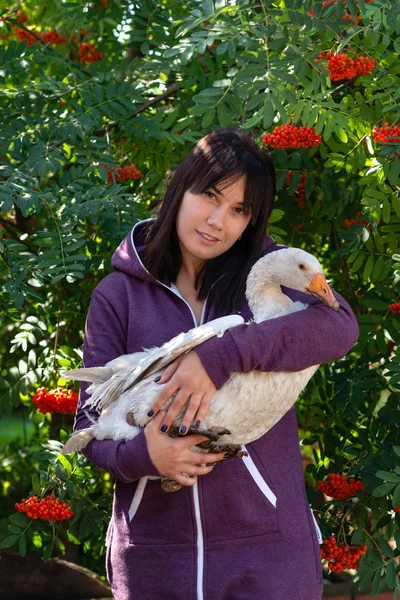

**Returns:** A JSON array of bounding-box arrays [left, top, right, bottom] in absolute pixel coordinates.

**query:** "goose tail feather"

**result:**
[[61, 429, 94, 454], [62, 367, 113, 383]]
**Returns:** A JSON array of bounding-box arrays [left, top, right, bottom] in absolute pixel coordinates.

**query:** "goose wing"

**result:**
[[68, 315, 244, 413]]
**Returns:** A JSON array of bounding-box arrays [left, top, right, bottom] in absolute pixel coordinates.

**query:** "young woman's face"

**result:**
[[175, 175, 251, 270]]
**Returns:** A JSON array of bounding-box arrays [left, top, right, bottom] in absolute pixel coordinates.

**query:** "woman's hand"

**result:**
[[147, 350, 217, 434], [144, 412, 226, 487]]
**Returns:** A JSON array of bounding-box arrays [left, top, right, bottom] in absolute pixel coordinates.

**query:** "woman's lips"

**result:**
[[197, 231, 220, 244]]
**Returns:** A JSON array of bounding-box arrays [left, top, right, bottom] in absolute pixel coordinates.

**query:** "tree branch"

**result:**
[[330, 221, 360, 314], [93, 83, 182, 136], [6, 19, 93, 78]]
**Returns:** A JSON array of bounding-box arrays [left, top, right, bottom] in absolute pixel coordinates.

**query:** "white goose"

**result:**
[[62, 248, 338, 469]]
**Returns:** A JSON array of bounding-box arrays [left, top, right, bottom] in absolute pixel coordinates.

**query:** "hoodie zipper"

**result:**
[[131, 223, 207, 600], [168, 285, 206, 600]]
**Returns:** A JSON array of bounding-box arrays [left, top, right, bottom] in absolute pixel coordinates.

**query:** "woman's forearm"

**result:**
[[195, 288, 359, 390]]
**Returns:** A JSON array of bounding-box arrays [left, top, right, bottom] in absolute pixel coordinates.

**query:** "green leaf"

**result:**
[[378, 536, 394, 557], [263, 99, 274, 129], [372, 568, 382, 596], [202, 108, 215, 128], [19, 534, 27, 557], [392, 484, 400, 508], [217, 102, 230, 127], [392, 193, 400, 218], [9, 513, 29, 527], [363, 254, 374, 280], [386, 560, 397, 588], [372, 482, 396, 496], [43, 541, 54, 563], [0, 535, 19, 549], [57, 454, 72, 474], [375, 471, 400, 483]]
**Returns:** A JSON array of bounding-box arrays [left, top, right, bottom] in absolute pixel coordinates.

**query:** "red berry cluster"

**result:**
[[372, 123, 400, 145], [315, 52, 375, 81], [12, 27, 67, 46], [262, 125, 322, 150], [309, 0, 373, 17], [7, 12, 104, 63], [317, 473, 364, 500], [101, 164, 143, 182], [284, 172, 307, 210], [321, 535, 367, 572], [15, 495, 74, 521], [344, 212, 371, 229], [0, 9, 28, 23], [388, 302, 400, 315], [395, 505, 400, 513], [92, 0, 108, 7], [78, 42, 105, 63], [32, 387, 78, 415], [40, 30, 68, 45]]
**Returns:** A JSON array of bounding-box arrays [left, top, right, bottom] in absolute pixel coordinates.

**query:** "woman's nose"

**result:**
[[207, 207, 224, 229]]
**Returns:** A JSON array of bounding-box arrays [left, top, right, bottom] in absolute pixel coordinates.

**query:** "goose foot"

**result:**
[[209, 443, 248, 460], [169, 425, 231, 442], [126, 411, 139, 427], [161, 477, 183, 493]]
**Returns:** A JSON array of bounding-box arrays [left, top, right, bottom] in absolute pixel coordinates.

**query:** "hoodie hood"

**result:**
[[111, 219, 164, 285], [111, 218, 278, 284]]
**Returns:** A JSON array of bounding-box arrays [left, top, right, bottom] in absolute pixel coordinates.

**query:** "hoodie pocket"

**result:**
[[127, 476, 196, 546], [201, 446, 278, 542]]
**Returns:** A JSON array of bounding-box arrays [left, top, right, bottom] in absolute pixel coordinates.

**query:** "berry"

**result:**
[[317, 473, 364, 500], [262, 125, 321, 150], [15, 495, 74, 522], [78, 42, 105, 63], [12, 27, 67, 46], [321, 535, 367, 572], [344, 212, 371, 229], [100, 163, 143, 182], [372, 123, 400, 145], [284, 172, 307, 210], [388, 302, 400, 315], [315, 52, 375, 81], [31, 387, 78, 415]]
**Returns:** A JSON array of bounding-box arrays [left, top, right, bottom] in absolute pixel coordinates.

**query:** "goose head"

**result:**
[[246, 248, 339, 320]]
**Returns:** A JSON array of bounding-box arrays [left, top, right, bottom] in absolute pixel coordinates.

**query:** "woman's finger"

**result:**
[[193, 391, 214, 430], [160, 388, 189, 432], [147, 381, 178, 418], [177, 393, 203, 434], [182, 463, 215, 477], [156, 357, 182, 385], [173, 472, 197, 487]]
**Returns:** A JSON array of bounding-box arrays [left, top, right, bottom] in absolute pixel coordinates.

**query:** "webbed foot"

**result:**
[[209, 443, 248, 459], [161, 477, 182, 492]]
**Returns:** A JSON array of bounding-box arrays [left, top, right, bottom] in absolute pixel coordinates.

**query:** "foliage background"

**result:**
[[0, 0, 399, 594]]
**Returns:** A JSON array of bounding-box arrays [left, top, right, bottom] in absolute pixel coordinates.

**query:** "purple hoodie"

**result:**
[[74, 219, 359, 600]]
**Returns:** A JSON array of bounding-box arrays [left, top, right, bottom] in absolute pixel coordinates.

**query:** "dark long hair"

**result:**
[[144, 128, 276, 315]]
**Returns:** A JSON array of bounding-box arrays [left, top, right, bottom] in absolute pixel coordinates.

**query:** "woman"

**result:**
[[75, 129, 358, 600]]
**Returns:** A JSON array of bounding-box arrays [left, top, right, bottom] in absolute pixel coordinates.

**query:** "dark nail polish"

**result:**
[[195, 420, 201, 427], [212, 463, 217, 469], [154, 375, 161, 382], [179, 426, 187, 434], [147, 410, 154, 417], [224, 453, 231, 459], [160, 424, 168, 432]]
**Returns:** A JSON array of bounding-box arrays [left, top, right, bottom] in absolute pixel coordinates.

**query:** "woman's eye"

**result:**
[[234, 207, 244, 214], [204, 190, 216, 200]]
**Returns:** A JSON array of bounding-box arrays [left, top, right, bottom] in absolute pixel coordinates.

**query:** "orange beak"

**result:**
[[306, 273, 339, 310]]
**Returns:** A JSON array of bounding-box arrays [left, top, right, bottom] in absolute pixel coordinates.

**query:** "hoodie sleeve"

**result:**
[[73, 288, 161, 483], [194, 287, 358, 390]]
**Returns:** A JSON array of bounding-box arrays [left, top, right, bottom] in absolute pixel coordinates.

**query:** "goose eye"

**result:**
[[299, 264, 305, 270]]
